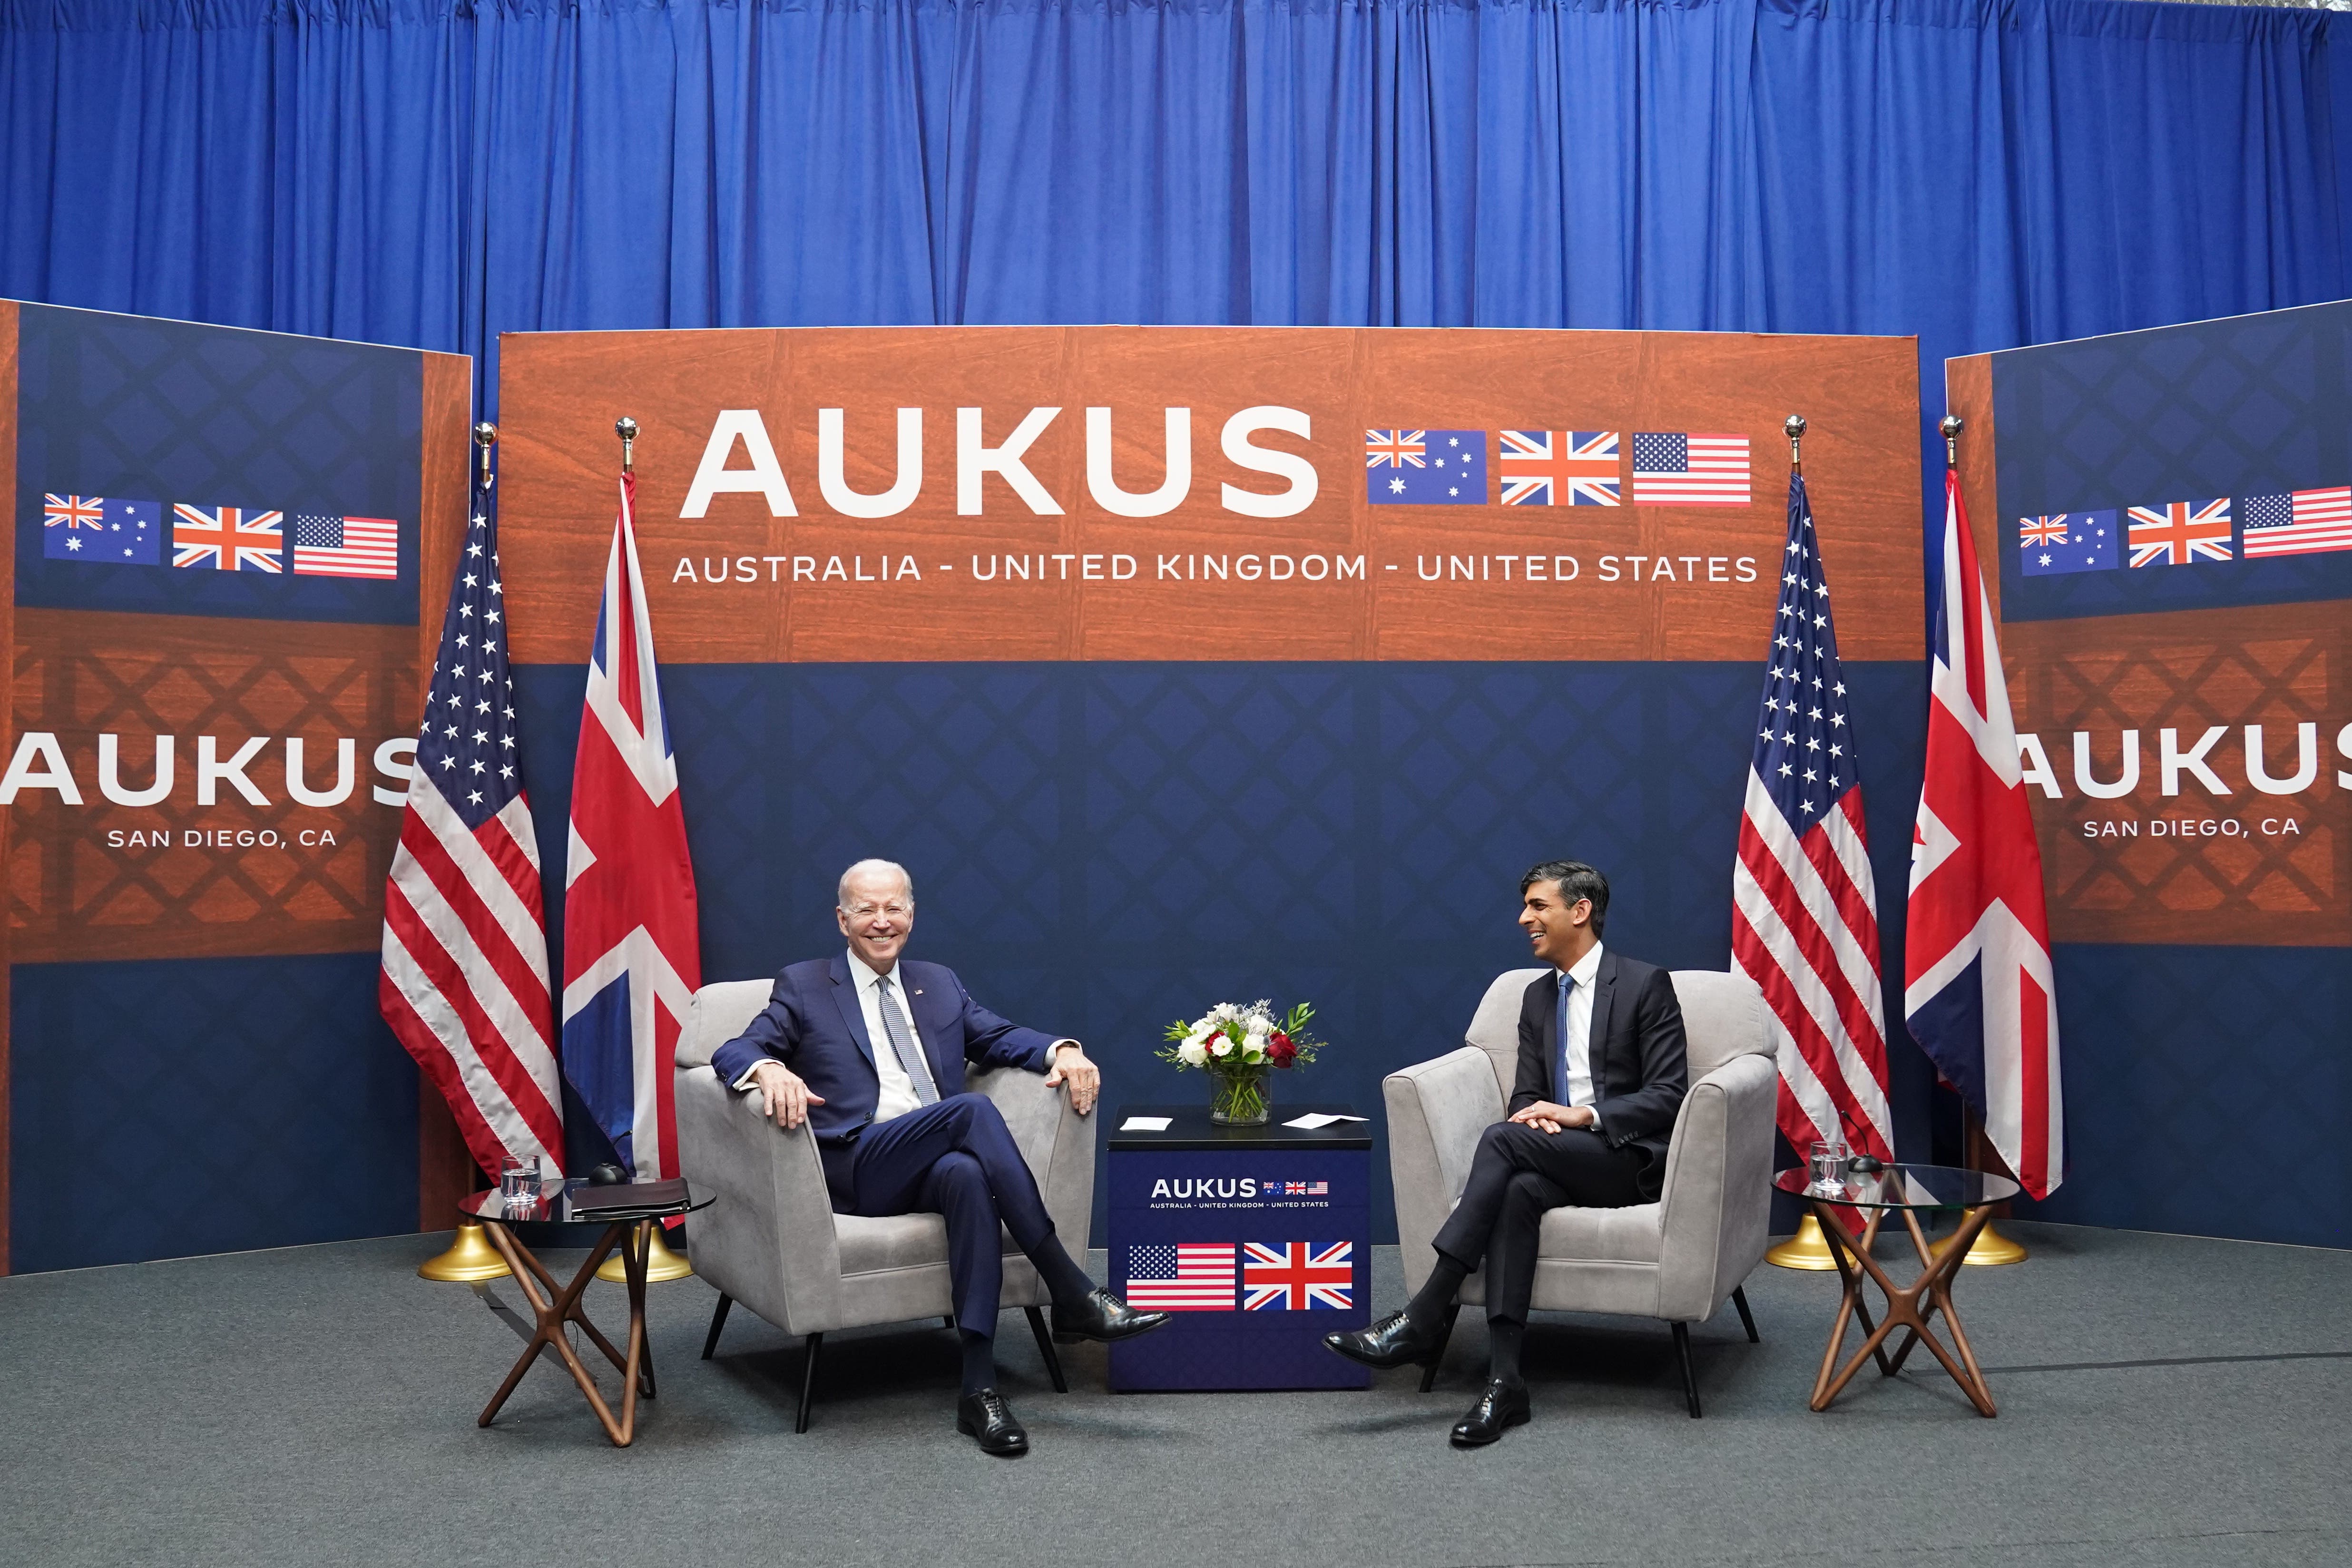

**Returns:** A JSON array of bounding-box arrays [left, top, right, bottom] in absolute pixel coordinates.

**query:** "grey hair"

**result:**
[[838, 859, 915, 909]]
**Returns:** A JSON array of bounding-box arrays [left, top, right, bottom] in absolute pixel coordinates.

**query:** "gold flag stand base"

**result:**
[[598, 1225, 694, 1283], [1960, 1219, 2028, 1265], [1765, 1213, 1842, 1270], [417, 1220, 512, 1282]]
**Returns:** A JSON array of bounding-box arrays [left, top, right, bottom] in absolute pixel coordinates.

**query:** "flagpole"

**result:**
[[1762, 413, 1845, 1272], [1939, 413, 2029, 1267]]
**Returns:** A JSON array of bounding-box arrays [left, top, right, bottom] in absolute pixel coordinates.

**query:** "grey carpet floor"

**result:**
[[1, 1222, 2348, 1568]]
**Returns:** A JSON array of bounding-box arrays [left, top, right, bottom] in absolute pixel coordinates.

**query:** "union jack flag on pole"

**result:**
[[559, 466, 702, 1180], [1906, 469, 2063, 1199], [378, 460, 565, 1179], [1729, 470, 1895, 1164]]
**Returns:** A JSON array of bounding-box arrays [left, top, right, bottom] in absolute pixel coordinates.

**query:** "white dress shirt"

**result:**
[[1558, 942, 1605, 1128]]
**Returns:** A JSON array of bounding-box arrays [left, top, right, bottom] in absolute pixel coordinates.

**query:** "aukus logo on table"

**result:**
[[41, 493, 399, 578], [2019, 487, 2352, 575]]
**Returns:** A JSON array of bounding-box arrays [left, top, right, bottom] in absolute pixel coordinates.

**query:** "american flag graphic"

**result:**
[[1730, 472, 1895, 1166], [172, 504, 283, 571], [1498, 430, 1621, 506], [1125, 1244, 1236, 1310], [292, 514, 400, 579], [1242, 1241, 1353, 1310], [1365, 430, 1428, 469], [2127, 499, 2232, 567], [1908, 470, 2062, 1200], [559, 470, 703, 1180], [1631, 433, 1751, 505], [378, 467, 565, 1182], [2240, 488, 2352, 558]]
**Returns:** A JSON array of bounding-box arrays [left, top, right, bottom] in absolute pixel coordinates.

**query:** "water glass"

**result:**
[[500, 1153, 542, 1208], [1808, 1140, 1849, 1192]]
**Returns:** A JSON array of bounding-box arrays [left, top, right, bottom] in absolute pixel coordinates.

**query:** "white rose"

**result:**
[[1242, 1041, 1266, 1065], [1178, 1039, 1209, 1067], [1209, 1036, 1232, 1058]]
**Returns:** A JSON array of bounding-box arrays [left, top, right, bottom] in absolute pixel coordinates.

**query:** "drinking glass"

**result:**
[[500, 1153, 542, 1208], [1808, 1140, 1849, 1192]]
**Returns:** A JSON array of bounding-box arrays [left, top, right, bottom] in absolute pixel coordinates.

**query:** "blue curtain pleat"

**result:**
[[3, 0, 2347, 413]]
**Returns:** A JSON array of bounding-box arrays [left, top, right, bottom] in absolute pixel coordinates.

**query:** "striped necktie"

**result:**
[[875, 974, 940, 1105]]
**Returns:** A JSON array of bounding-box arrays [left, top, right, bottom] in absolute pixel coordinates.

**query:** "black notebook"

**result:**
[[566, 1177, 691, 1215]]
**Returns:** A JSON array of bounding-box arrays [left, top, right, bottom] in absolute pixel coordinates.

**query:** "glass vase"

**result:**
[[1209, 1065, 1272, 1126]]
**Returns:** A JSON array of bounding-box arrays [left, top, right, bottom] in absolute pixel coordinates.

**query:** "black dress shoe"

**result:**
[[1323, 1309, 1443, 1370], [1450, 1380, 1531, 1447], [1051, 1288, 1171, 1344], [956, 1388, 1029, 1457]]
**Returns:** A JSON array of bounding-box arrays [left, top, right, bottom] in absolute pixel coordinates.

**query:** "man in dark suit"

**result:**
[[1325, 860, 1688, 1445], [709, 858, 1167, 1457]]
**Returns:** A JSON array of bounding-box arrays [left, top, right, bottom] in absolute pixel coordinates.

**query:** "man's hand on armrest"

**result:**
[[1041, 1041, 1099, 1116], [741, 1060, 825, 1130]]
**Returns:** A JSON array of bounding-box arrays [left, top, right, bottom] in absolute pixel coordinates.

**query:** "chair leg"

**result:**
[[701, 1293, 733, 1360], [1417, 1305, 1460, 1393], [1024, 1306, 1069, 1393], [1672, 1322, 1701, 1419], [795, 1333, 824, 1434], [943, 1316, 958, 1331], [1731, 1284, 1759, 1343]]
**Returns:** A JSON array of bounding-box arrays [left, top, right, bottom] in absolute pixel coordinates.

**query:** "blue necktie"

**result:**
[[1554, 971, 1573, 1105]]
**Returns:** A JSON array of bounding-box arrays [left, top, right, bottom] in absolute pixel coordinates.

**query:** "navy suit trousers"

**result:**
[[840, 1093, 1060, 1337]]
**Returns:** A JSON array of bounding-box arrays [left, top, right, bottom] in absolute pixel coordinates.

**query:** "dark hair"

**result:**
[[1519, 860, 1609, 935]]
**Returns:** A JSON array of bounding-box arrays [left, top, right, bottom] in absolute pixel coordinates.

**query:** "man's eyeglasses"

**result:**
[[845, 902, 912, 921]]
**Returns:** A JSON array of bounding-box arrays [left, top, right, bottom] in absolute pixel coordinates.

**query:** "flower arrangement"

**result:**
[[1159, 1000, 1324, 1125]]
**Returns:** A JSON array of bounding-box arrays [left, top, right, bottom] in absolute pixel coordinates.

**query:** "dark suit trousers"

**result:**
[[1432, 1121, 1647, 1327], [840, 1093, 1061, 1337]]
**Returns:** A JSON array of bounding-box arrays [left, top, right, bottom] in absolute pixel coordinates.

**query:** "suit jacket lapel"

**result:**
[[1586, 951, 1619, 1097], [827, 954, 879, 1069]]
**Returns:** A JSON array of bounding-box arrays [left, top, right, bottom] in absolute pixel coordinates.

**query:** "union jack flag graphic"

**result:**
[[2018, 515, 2068, 548], [43, 494, 105, 530], [1365, 430, 1428, 469], [2126, 499, 2232, 567], [559, 470, 702, 1180], [172, 504, 283, 572], [1242, 1241, 1353, 1310], [1498, 430, 1621, 506]]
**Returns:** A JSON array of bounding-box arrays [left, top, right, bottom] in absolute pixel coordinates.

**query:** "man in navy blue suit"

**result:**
[[710, 858, 1167, 1456]]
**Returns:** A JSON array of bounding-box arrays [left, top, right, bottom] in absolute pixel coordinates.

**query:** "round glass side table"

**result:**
[[1771, 1162, 2021, 1417]]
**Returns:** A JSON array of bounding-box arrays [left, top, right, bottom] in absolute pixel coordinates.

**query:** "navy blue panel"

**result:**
[[13, 304, 421, 626], [1991, 300, 2352, 622], [515, 658, 1930, 1245], [10, 952, 420, 1273], [2015, 944, 2349, 1249]]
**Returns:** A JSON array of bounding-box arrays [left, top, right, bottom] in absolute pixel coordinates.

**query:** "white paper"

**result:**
[[1282, 1112, 1369, 1129], [1120, 1116, 1174, 1132]]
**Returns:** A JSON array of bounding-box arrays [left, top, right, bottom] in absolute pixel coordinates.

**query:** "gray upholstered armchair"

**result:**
[[1383, 968, 1776, 1417], [673, 979, 1097, 1431]]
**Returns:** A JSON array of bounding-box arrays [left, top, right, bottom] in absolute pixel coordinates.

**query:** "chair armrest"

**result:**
[[1384, 1047, 1505, 1296], [1652, 1052, 1778, 1321], [676, 1064, 845, 1335], [972, 1066, 1095, 1252]]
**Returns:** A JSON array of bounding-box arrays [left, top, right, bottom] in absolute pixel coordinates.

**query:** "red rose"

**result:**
[[1268, 1032, 1297, 1067]]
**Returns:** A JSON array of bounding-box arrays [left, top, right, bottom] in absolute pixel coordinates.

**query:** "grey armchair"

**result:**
[[673, 978, 1097, 1431], [1383, 968, 1777, 1416]]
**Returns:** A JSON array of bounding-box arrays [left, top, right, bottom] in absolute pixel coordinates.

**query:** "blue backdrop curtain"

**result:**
[[4, 0, 2348, 411]]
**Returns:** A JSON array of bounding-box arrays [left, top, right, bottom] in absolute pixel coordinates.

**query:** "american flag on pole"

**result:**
[[378, 466, 565, 1180], [559, 470, 702, 1180], [1729, 470, 1895, 1164], [1906, 470, 2063, 1199], [1125, 1243, 1236, 1310]]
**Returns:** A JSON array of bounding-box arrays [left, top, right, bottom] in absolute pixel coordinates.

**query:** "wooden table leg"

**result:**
[[475, 1220, 642, 1446], [1806, 1202, 1999, 1418]]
